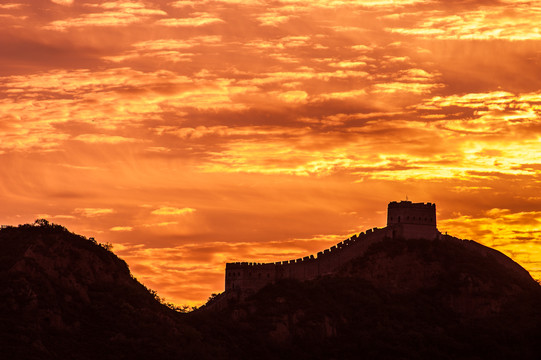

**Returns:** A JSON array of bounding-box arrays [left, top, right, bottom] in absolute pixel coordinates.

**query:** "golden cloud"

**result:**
[[385, 3, 541, 40], [156, 13, 224, 27], [2, 0, 540, 306], [74, 208, 115, 217], [51, 0, 73, 5], [73, 134, 140, 144], [151, 207, 196, 216], [0, 4, 26, 9], [276, 90, 308, 103], [110, 226, 134, 232], [44, 1, 166, 31]]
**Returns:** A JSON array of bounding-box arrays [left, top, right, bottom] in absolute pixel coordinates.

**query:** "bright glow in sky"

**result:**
[[1, 0, 540, 306]]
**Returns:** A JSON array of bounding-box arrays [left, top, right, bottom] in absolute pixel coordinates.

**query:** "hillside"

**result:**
[[0, 221, 214, 360], [1, 221, 540, 359], [198, 237, 541, 360]]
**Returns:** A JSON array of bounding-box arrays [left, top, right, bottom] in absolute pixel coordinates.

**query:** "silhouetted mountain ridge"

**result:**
[[200, 236, 541, 359], [1, 222, 540, 359], [0, 222, 209, 360]]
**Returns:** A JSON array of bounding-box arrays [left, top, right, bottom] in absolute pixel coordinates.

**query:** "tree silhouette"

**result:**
[[34, 218, 50, 227]]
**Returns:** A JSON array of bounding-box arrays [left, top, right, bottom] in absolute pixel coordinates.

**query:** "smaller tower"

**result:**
[[387, 201, 438, 240]]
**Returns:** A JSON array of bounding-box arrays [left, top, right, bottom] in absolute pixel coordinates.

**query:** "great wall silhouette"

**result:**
[[225, 201, 442, 296]]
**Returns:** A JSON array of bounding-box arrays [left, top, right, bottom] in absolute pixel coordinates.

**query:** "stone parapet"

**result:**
[[225, 201, 440, 296], [225, 227, 391, 295]]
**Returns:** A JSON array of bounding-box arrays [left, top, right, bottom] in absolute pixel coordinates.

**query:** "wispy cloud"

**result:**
[[110, 226, 134, 231], [44, 1, 166, 31], [51, 0, 73, 5], [74, 208, 115, 217], [151, 207, 196, 216], [74, 134, 140, 144], [385, 4, 541, 40], [156, 13, 224, 27], [1, 0, 540, 305]]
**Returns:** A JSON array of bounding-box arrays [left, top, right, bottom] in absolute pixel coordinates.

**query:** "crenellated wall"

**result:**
[[225, 201, 441, 296], [225, 227, 393, 296]]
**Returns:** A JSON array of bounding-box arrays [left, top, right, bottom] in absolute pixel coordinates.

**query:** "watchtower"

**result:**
[[387, 201, 438, 240]]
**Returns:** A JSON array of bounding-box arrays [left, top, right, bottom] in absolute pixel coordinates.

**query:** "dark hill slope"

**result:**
[[197, 237, 541, 360], [0, 223, 213, 360], [1, 222, 540, 360]]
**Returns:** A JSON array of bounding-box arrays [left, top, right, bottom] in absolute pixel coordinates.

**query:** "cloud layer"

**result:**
[[1, 0, 540, 305]]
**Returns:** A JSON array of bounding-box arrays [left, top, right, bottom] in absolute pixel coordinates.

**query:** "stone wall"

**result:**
[[387, 201, 436, 227], [390, 223, 440, 241], [387, 201, 438, 240], [225, 201, 441, 296], [225, 227, 392, 296]]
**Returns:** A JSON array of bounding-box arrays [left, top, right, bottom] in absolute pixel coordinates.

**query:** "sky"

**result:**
[[1, 0, 540, 306]]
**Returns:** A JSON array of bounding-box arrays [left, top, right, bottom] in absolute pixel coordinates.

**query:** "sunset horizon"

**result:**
[[1, 0, 540, 307]]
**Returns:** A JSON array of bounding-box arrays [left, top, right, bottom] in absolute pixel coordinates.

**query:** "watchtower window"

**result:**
[[398, 216, 400, 222]]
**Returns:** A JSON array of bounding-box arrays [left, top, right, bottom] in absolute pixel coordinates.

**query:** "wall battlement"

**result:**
[[387, 201, 436, 226], [225, 227, 393, 296], [387, 201, 435, 209], [225, 201, 440, 296], [227, 229, 379, 267]]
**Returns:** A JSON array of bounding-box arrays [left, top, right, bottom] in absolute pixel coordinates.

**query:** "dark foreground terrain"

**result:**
[[1, 221, 540, 359]]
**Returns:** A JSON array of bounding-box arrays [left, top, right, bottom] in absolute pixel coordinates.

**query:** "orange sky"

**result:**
[[1, 0, 540, 306]]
